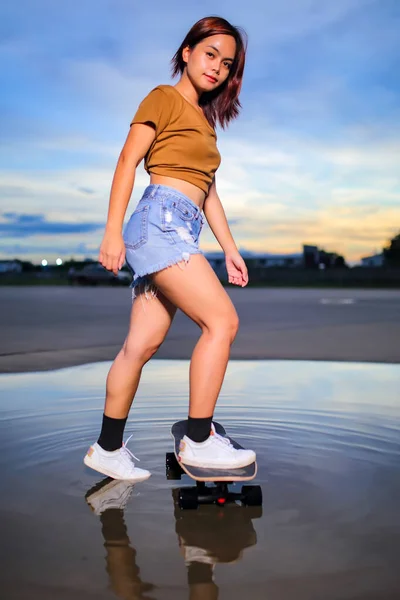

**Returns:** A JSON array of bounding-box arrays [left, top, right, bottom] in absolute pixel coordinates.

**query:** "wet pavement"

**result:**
[[1, 287, 400, 372], [0, 359, 399, 599]]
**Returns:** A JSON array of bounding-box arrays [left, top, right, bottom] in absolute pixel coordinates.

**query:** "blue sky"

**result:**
[[1, 0, 399, 263]]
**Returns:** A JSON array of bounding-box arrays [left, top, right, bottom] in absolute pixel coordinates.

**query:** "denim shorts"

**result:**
[[123, 184, 205, 301]]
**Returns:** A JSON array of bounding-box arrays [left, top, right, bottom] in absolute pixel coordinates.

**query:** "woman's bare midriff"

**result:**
[[150, 174, 206, 210]]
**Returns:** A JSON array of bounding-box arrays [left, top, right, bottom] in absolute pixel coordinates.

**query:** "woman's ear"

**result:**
[[182, 45, 191, 64]]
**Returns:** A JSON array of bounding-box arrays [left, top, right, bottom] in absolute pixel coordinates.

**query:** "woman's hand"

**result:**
[[98, 229, 126, 275], [225, 251, 249, 287]]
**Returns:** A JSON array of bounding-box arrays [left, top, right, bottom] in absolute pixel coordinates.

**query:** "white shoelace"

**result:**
[[211, 424, 234, 445], [211, 432, 237, 452], [121, 434, 140, 463]]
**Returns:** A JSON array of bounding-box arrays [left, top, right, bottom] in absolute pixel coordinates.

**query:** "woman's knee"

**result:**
[[206, 310, 239, 344], [228, 312, 240, 342], [122, 336, 163, 364]]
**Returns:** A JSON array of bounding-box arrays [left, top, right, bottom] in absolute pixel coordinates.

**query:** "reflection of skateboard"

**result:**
[[166, 420, 262, 510]]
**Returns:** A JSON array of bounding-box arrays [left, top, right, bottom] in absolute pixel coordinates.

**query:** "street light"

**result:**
[[56, 258, 63, 266], [41, 259, 48, 267]]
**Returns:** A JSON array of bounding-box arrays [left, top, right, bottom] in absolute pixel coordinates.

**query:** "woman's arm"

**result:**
[[202, 177, 238, 254], [99, 123, 155, 274], [203, 177, 248, 287]]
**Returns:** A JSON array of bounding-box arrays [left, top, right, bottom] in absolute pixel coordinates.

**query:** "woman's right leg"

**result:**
[[104, 281, 178, 420], [84, 281, 177, 480]]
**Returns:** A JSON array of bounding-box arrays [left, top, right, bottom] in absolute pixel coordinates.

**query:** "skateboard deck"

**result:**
[[171, 420, 257, 482]]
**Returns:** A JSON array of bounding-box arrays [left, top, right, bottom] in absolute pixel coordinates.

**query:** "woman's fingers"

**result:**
[[111, 256, 120, 275], [99, 252, 116, 273], [118, 249, 126, 270], [98, 232, 125, 273]]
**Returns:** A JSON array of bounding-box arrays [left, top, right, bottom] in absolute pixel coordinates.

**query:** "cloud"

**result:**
[[76, 187, 96, 195], [0, 241, 99, 258], [0, 212, 103, 237], [1, 1, 399, 263], [0, 166, 150, 219]]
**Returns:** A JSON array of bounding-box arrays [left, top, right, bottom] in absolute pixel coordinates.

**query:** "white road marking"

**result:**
[[320, 298, 356, 305]]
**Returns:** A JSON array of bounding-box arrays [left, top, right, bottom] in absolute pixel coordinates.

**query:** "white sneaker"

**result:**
[[85, 479, 136, 515], [83, 435, 151, 482], [178, 424, 256, 469]]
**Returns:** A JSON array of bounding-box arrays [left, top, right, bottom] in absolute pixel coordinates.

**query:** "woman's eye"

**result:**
[[224, 62, 231, 69], [206, 52, 214, 58]]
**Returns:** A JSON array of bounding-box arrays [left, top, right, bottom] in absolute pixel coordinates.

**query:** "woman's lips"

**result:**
[[205, 74, 218, 83]]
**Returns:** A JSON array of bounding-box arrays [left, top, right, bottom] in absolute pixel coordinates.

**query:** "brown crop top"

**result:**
[[130, 84, 221, 194]]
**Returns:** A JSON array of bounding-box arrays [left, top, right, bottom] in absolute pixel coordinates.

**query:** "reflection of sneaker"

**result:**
[[83, 435, 151, 482], [85, 479, 136, 515], [180, 541, 216, 567], [179, 424, 256, 469]]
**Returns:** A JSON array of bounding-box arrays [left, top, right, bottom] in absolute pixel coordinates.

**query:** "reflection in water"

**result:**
[[172, 488, 261, 600], [85, 478, 156, 600], [84, 478, 261, 600]]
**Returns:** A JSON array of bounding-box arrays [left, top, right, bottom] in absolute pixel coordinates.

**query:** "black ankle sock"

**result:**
[[186, 415, 213, 443], [97, 414, 128, 451]]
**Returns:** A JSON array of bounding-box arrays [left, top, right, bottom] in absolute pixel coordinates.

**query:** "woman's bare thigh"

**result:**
[[126, 281, 178, 350], [149, 254, 238, 331]]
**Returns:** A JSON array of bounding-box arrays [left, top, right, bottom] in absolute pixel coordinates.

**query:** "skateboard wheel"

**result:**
[[178, 488, 198, 510], [166, 452, 183, 480], [241, 485, 263, 506], [166, 452, 179, 468], [166, 470, 182, 480]]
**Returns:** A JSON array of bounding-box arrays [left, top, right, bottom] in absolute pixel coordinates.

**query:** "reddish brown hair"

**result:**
[[171, 16, 248, 130]]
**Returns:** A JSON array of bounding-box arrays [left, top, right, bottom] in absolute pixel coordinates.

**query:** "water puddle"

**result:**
[[0, 360, 399, 599]]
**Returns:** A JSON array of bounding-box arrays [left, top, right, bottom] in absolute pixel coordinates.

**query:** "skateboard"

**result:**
[[166, 420, 262, 510]]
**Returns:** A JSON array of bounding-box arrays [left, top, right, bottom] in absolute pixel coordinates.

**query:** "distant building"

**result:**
[[360, 253, 384, 267], [249, 253, 303, 268], [303, 245, 320, 268], [0, 260, 22, 274], [205, 251, 304, 276]]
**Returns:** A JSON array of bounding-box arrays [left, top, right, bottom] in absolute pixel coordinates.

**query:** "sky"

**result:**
[[1, 0, 399, 264]]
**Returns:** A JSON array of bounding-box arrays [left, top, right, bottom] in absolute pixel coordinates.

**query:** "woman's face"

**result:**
[[183, 34, 237, 92]]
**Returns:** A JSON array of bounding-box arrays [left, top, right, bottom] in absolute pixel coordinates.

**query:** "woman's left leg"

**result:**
[[150, 253, 238, 420], [150, 254, 256, 468]]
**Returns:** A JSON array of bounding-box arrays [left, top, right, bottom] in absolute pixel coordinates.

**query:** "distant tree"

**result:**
[[334, 255, 347, 268], [319, 250, 338, 269], [383, 232, 400, 267], [303, 246, 347, 269]]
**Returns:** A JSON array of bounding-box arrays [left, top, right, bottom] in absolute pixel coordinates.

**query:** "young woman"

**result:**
[[84, 16, 256, 481]]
